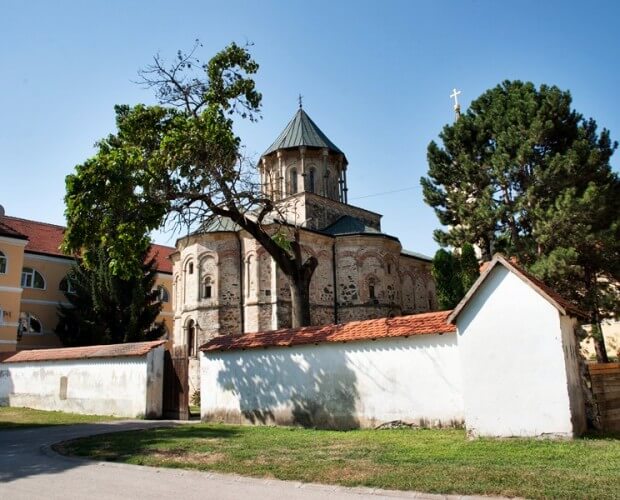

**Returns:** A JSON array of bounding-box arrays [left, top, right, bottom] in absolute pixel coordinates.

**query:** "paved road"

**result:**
[[0, 421, 496, 499]]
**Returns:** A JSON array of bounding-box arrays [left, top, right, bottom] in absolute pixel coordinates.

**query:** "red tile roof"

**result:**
[[147, 244, 174, 274], [0, 215, 175, 273], [0, 340, 167, 363], [202, 311, 456, 352], [0, 219, 27, 240], [0, 215, 67, 257]]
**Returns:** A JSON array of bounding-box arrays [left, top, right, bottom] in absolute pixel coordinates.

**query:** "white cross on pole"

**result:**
[[450, 88, 461, 109]]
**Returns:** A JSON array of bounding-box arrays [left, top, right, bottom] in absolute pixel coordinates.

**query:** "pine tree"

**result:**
[[56, 247, 165, 346], [422, 80, 619, 361]]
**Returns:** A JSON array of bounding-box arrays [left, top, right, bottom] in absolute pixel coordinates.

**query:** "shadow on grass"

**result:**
[[57, 424, 242, 462]]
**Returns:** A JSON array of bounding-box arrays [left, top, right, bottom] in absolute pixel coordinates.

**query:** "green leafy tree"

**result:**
[[432, 249, 463, 310], [56, 248, 165, 346], [432, 244, 480, 310], [63, 42, 318, 328], [422, 80, 619, 361]]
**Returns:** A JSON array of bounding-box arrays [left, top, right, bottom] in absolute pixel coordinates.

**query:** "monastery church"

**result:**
[[171, 106, 438, 386]]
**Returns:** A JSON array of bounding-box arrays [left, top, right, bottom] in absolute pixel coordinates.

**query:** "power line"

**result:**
[[350, 185, 422, 200]]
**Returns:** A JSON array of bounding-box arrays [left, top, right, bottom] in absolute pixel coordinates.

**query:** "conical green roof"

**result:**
[[263, 108, 345, 159]]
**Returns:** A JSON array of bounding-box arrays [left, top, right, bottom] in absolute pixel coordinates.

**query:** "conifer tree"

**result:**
[[422, 80, 619, 361], [56, 247, 165, 346]]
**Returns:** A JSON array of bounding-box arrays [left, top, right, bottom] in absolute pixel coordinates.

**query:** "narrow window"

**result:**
[[308, 168, 316, 193], [387, 264, 391, 274], [187, 320, 196, 357], [21, 268, 45, 289], [0, 251, 6, 274], [369, 282, 376, 300], [202, 277, 213, 299], [289, 168, 298, 194], [188, 262, 194, 275]]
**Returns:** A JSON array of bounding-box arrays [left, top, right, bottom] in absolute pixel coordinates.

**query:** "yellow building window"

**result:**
[[0, 251, 6, 274], [21, 268, 45, 289]]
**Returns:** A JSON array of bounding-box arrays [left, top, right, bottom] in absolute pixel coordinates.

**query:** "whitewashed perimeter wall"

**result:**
[[201, 334, 463, 429], [456, 266, 586, 438], [0, 348, 164, 418]]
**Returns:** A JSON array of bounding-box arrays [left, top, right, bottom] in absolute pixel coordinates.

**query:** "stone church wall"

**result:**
[[174, 226, 436, 398]]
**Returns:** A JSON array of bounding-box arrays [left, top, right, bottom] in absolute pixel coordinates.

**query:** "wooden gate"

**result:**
[[589, 363, 620, 431], [162, 346, 189, 420]]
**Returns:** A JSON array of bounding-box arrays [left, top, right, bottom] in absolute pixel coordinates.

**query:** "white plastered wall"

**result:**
[[0, 348, 165, 418], [201, 334, 463, 429], [455, 266, 581, 437]]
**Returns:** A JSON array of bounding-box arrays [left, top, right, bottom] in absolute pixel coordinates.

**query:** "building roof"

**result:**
[[0, 340, 167, 364], [0, 215, 68, 258], [147, 244, 175, 274], [263, 108, 346, 161], [0, 214, 175, 274], [201, 216, 240, 233], [201, 311, 455, 353], [447, 254, 588, 323], [321, 216, 382, 236], [0, 219, 27, 240], [400, 249, 433, 262]]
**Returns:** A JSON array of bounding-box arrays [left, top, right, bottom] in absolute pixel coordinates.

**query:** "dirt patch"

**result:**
[[150, 449, 226, 465], [320, 460, 384, 483]]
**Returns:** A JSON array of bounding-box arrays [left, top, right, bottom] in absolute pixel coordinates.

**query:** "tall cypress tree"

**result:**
[[422, 80, 619, 361], [56, 247, 165, 346]]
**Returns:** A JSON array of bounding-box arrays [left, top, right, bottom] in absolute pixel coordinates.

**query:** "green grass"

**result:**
[[0, 406, 118, 429], [56, 424, 620, 499]]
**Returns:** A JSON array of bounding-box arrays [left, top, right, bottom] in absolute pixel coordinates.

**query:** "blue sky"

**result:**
[[1, 1, 618, 256]]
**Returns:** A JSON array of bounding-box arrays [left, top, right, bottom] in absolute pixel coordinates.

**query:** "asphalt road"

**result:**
[[0, 420, 495, 500]]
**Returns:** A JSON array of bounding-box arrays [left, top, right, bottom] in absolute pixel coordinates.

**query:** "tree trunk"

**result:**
[[585, 268, 609, 363], [289, 274, 312, 328], [591, 321, 609, 364]]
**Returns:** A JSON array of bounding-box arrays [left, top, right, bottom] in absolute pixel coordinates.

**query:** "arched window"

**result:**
[[0, 251, 6, 274], [21, 268, 45, 289], [19, 312, 41, 334], [202, 277, 213, 299], [59, 276, 76, 294], [186, 319, 196, 357], [157, 285, 169, 303], [308, 168, 316, 193], [368, 278, 376, 300], [188, 262, 194, 275], [289, 168, 298, 195]]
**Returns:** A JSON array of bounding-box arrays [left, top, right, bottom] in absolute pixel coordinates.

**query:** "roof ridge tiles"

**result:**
[[201, 311, 455, 353]]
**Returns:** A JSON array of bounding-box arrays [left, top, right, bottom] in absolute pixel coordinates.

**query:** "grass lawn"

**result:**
[[57, 424, 620, 499], [0, 407, 118, 429]]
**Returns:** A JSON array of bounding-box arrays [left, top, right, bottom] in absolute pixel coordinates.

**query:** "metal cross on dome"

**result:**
[[450, 88, 461, 109], [298, 94, 303, 109]]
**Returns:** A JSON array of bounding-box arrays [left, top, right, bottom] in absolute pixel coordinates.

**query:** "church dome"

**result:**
[[263, 108, 347, 165]]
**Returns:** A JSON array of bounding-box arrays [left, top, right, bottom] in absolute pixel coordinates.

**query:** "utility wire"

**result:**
[[350, 185, 422, 200]]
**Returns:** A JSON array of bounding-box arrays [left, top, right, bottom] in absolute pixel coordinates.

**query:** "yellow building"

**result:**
[[0, 212, 174, 352]]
